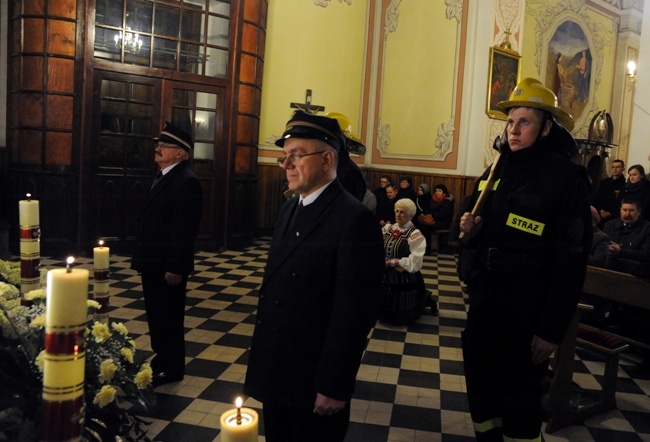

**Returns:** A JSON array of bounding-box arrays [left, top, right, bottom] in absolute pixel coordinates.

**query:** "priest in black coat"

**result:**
[[244, 111, 384, 442]]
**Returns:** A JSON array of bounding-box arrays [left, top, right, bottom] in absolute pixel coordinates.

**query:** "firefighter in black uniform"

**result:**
[[458, 78, 592, 441]]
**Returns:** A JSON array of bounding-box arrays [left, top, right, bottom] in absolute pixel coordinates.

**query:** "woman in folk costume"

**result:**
[[380, 198, 436, 325]]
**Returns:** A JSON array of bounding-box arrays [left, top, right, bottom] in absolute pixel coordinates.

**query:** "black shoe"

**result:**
[[425, 296, 438, 315], [152, 371, 184, 388]]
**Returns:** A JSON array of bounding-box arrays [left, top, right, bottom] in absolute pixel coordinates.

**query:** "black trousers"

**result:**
[[262, 400, 350, 442], [141, 270, 188, 375], [462, 290, 546, 441]]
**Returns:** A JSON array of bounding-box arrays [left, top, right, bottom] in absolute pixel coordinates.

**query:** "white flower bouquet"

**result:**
[[0, 260, 156, 441]]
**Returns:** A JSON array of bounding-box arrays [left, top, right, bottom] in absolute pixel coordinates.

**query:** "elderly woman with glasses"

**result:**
[[380, 198, 436, 325]]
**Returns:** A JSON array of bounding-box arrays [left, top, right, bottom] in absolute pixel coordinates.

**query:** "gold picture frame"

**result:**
[[486, 46, 522, 120]]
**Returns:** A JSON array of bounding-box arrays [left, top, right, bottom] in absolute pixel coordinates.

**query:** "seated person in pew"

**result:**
[[588, 205, 611, 268], [580, 207, 613, 324], [602, 197, 650, 279]]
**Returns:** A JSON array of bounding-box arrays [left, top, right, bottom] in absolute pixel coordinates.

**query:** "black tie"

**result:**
[[150, 170, 163, 189], [289, 201, 303, 231]]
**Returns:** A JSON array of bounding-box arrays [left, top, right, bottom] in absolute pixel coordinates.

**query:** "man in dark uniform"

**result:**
[[458, 78, 592, 441], [244, 111, 384, 442], [131, 122, 202, 387], [593, 159, 626, 227]]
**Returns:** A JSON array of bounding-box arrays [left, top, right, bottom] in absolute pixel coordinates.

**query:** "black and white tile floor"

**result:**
[[40, 238, 650, 441]]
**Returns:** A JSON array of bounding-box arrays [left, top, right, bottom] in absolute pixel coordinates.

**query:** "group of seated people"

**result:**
[[590, 161, 650, 278], [586, 162, 650, 372], [373, 175, 454, 254]]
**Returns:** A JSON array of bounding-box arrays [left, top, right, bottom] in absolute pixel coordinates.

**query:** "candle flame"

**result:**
[[26, 193, 32, 199], [67, 257, 75, 265], [98, 240, 104, 247], [236, 397, 243, 408]]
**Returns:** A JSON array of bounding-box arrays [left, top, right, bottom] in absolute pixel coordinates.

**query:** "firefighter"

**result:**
[[458, 78, 592, 441], [326, 112, 367, 202]]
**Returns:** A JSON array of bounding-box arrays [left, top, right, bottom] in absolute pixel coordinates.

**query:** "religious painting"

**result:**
[[544, 20, 591, 123], [486, 46, 521, 120]]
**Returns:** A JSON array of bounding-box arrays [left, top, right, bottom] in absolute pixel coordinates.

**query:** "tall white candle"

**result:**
[[46, 262, 89, 328], [19, 196, 40, 227], [93, 241, 110, 270]]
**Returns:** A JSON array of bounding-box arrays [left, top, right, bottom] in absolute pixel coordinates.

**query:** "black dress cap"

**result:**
[[275, 111, 346, 152], [153, 121, 193, 152]]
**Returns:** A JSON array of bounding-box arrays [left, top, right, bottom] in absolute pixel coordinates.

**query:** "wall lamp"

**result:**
[[627, 60, 637, 84]]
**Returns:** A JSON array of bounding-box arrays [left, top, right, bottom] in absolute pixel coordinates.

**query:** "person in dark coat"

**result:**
[[244, 111, 384, 442], [617, 164, 650, 222], [430, 184, 454, 231], [396, 175, 417, 202], [593, 159, 625, 227], [458, 78, 592, 441], [131, 122, 203, 387], [374, 175, 393, 222]]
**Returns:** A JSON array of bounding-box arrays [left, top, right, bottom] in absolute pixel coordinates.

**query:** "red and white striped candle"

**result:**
[[41, 258, 88, 442], [19, 194, 41, 296]]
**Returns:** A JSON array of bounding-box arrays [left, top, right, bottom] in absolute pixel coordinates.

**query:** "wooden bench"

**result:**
[[544, 312, 629, 433], [541, 266, 650, 434]]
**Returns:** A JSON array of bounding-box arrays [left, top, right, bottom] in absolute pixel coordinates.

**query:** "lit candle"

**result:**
[[19, 194, 41, 296], [19, 194, 39, 227], [46, 258, 89, 328], [93, 240, 111, 323], [93, 240, 110, 270], [42, 257, 88, 441], [219, 397, 259, 442]]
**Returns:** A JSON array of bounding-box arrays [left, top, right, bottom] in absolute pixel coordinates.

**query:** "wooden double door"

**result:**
[[88, 71, 225, 254]]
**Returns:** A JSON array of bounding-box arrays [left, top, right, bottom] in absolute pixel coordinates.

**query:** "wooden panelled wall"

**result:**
[[256, 164, 478, 234]]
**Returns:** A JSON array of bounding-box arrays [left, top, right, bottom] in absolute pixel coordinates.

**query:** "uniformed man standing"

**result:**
[[458, 78, 592, 441]]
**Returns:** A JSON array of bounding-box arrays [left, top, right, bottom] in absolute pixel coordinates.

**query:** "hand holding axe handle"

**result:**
[[458, 151, 502, 240]]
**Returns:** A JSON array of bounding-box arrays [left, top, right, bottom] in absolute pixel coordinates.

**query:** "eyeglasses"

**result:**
[[277, 150, 326, 168]]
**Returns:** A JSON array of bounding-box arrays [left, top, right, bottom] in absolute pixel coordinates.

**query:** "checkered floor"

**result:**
[[40, 238, 650, 442]]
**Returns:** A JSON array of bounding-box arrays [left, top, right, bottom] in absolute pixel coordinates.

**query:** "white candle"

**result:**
[[219, 397, 258, 442], [19, 196, 40, 227], [46, 260, 89, 328], [93, 241, 110, 270]]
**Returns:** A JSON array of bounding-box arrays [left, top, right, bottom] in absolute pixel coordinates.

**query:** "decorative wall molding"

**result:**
[[495, 0, 521, 48], [376, 120, 391, 155], [314, 0, 352, 7], [384, 0, 402, 38], [434, 117, 455, 160], [375, 117, 455, 161], [445, 0, 463, 23]]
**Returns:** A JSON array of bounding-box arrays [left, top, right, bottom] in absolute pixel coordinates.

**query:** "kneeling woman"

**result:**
[[380, 198, 435, 325]]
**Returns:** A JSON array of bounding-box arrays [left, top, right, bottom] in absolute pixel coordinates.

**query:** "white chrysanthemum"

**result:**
[[93, 385, 117, 408], [29, 314, 46, 328], [99, 359, 118, 383], [111, 322, 128, 335], [24, 289, 46, 302], [120, 347, 134, 364], [91, 322, 111, 342], [134, 363, 153, 390], [87, 299, 101, 310]]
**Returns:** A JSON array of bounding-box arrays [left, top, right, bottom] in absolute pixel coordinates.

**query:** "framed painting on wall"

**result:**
[[544, 20, 592, 124], [486, 46, 521, 120]]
